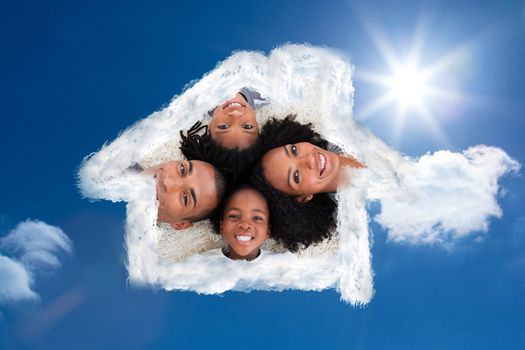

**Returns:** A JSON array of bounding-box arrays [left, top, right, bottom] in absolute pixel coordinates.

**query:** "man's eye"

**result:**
[[242, 124, 254, 130], [293, 170, 300, 184], [217, 124, 230, 130], [180, 163, 186, 176], [291, 144, 298, 156]]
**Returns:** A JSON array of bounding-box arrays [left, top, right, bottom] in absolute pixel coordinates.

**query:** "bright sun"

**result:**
[[388, 66, 427, 108], [355, 24, 470, 144]]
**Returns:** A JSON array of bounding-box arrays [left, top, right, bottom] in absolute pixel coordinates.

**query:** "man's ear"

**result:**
[[169, 220, 193, 230], [219, 220, 224, 235], [295, 194, 314, 203], [266, 225, 271, 238]]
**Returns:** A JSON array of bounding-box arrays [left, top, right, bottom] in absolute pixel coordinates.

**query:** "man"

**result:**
[[141, 160, 226, 230]]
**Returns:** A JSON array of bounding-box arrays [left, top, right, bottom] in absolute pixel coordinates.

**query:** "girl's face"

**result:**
[[208, 92, 259, 150], [262, 142, 340, 199], [220, 188, 270, 260]]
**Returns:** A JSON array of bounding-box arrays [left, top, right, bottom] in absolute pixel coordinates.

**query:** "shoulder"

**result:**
[[240, 86, 269, 109]]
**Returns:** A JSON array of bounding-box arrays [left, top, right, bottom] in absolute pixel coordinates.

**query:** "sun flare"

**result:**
[[355, 24, 472, 145], [388, 66, 427, 108]]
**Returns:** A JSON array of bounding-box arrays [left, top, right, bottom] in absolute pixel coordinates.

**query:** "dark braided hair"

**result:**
[[180, 121, 262, 185], [248, 115, 336, 251]]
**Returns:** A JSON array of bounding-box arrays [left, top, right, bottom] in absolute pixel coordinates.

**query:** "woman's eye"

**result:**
[[227, 214, 239, 220], [183, 192, 189, 206], [180, 163, 186, 175], [242, 124, 254, 130], [291, 144, 298, 155], [293, 170, 300, 184], [253, 216, 264, 222], [217, 124, 230, 130]]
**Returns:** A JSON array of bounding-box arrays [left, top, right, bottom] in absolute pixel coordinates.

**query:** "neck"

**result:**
[[328, 154, 365, 192], [226, 247, 260, 261]]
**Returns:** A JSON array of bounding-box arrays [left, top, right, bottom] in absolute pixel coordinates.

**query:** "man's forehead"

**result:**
[[191, 161, 217, 198]]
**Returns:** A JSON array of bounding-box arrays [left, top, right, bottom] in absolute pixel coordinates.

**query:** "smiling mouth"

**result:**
[[235, 234, 254, 242], [318, 153, 327, 176], [223, 99, 245, 110]]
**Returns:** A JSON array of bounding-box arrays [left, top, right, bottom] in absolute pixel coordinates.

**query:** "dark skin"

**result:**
[[208, 92, 259, 150], [143, 160, 219, 230], [220, 189, 270, 261], [262, 142, 365, 202]]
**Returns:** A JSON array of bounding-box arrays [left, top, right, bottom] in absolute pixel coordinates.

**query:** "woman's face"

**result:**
[[220, 188, 270, 260], [262, 142, 340, 199], [208, 92, 258, 150]]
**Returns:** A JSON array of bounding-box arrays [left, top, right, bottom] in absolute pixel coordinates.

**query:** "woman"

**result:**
[[248, 115, 366, 251]]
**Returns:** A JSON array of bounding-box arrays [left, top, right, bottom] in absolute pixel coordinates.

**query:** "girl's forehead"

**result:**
[[226, 188, 268, 210]]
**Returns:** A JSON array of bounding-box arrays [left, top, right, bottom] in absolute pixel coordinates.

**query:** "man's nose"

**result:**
[[163, 175, 182, 193]]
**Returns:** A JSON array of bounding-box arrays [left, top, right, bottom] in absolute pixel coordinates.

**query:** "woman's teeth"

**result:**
[[319, 153, 326, 175]]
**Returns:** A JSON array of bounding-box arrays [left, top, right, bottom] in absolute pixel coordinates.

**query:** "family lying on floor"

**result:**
[[141, 87, 365, 261]]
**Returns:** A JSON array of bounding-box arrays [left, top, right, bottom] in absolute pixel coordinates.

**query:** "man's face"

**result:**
[[208, 92, 259, 150], [149, 160, 218, 230]]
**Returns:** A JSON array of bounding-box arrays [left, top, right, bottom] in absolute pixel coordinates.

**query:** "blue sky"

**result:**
[[1, 0, 524, 349]]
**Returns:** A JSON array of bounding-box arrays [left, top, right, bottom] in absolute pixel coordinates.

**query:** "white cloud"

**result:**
[[78, 44, 519, 305], [0, 255, 38, 303], [374, 146, 520, 244], [0, 220, 72, 304]]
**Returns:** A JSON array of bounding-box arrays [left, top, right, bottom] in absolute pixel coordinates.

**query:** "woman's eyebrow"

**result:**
[[188, 161, 193, 174], [287, 167, 292, 188], [284, 146, 290, 157]]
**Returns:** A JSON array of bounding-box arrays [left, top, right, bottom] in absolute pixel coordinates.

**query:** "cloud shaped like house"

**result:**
[[78, 44, 519, 305]]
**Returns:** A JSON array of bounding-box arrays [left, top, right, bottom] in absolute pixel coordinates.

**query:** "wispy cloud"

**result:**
[[374, 146, 520, 244], [78, 44, 519, 305], [0, 255, 38, 302], [0, 220, 72, 304]]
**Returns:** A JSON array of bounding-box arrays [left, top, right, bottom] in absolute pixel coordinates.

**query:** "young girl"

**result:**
[[212, 185, 271, 261], [179, 88, 266, 185]]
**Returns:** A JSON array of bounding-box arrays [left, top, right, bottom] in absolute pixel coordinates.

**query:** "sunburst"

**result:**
[[355, 25, 473, 145]]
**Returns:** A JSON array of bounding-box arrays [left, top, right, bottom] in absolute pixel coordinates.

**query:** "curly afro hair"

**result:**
[[259, 115, 328, 153], [249, 163, 336, 251], [247, 115, 337, 251], [179, 121, 262, 185]]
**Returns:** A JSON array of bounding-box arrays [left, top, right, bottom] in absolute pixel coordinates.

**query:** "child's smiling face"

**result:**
[[208, 92, 259, 150], [220, 188, 270, 260]]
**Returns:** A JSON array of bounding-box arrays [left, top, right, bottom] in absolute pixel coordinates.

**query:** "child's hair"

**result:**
[[180, 121, 261, 184], [248, 114, 336, 251]]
